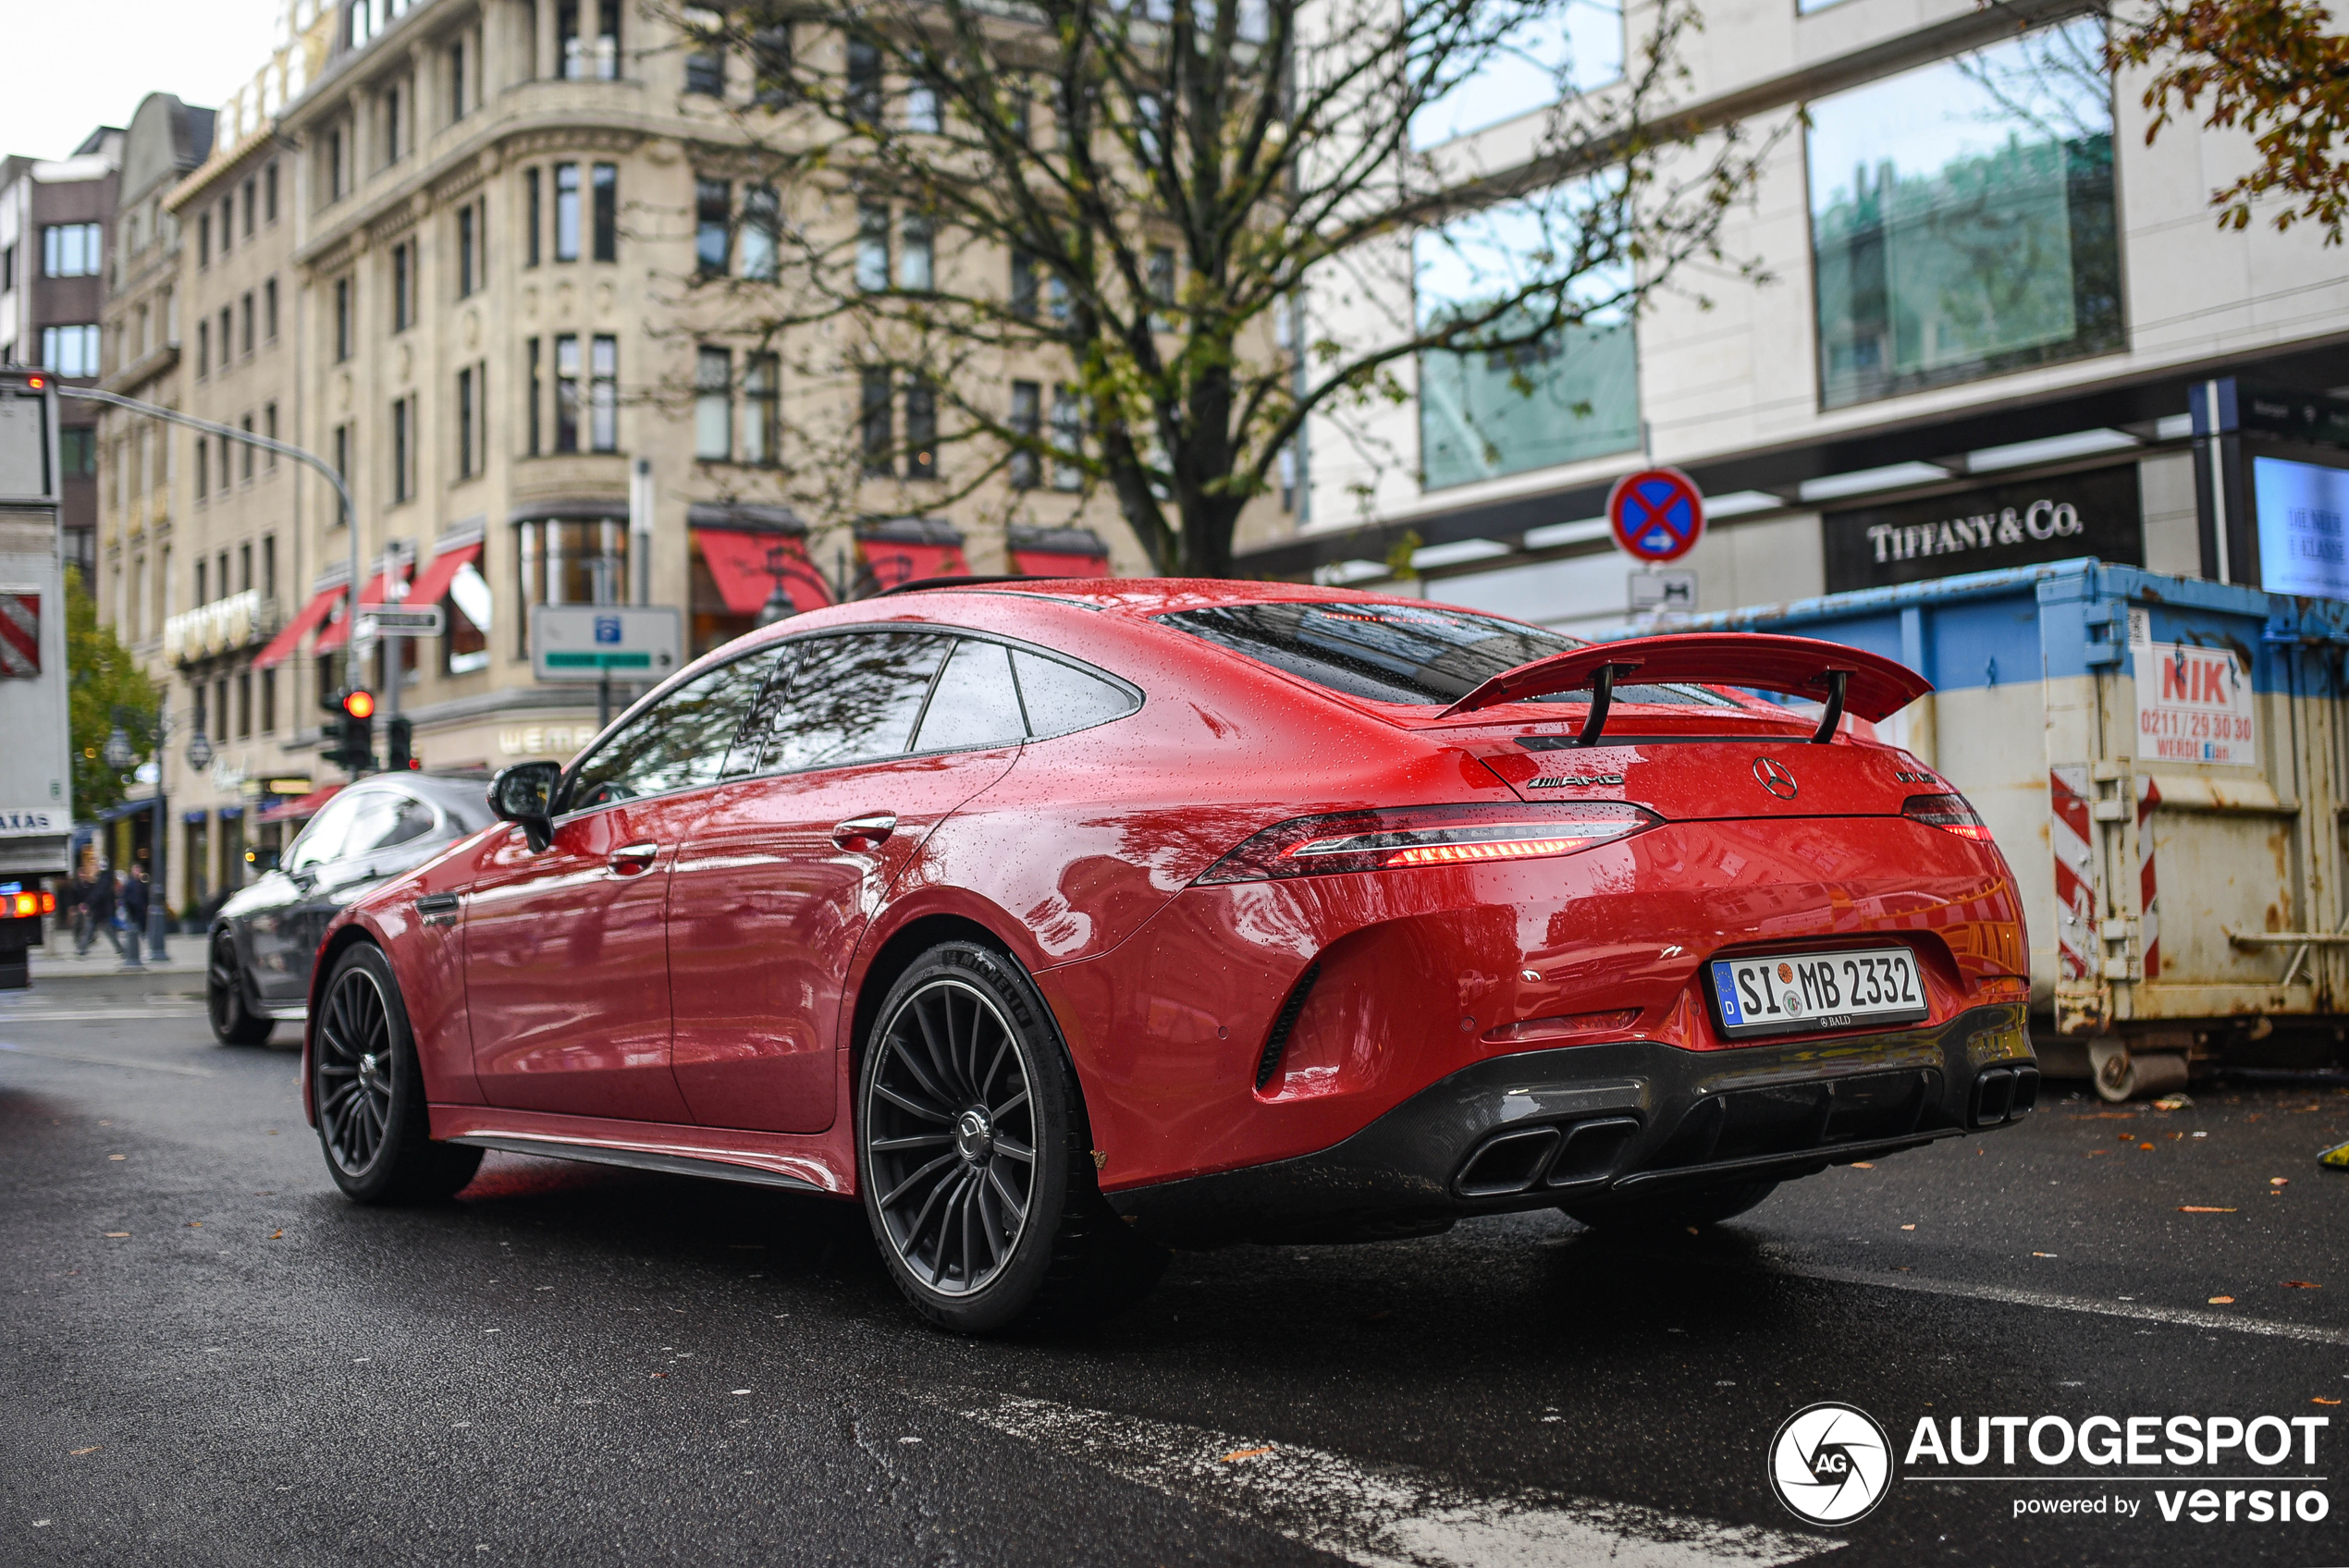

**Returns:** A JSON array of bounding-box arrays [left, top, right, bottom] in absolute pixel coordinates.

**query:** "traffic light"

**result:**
[[325, 689, 376, 775], [385, 716, 415, 771]]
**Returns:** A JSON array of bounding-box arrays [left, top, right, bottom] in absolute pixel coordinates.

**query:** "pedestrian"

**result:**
[[120, 865, 149, 968], [52, 871, 80, 955], [78, 866, 118, 958]]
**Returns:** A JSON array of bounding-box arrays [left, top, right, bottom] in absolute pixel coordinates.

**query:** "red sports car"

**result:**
[[304, 580, 2035, 1331]]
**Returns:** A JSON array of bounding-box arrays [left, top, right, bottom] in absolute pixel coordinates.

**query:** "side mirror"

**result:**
[[488, 760, 560, 852]]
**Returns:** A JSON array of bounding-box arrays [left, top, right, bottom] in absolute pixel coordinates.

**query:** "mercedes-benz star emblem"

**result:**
[[1753, 755, 1799, 800]]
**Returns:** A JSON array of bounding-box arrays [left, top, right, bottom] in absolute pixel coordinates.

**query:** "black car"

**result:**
[[207, 772, 492, 1045]]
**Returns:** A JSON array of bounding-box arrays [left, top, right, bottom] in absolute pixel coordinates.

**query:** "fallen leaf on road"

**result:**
[[2281, 1280, 2320, 1289], [104, 1232, 128, 1239], [2139, 1142, 2155, 1151], [106, 1155, 123, 1161], [2208, 1295, 2236, 1305], [2179, 1207, 2238, 1213], [1220, 1447, 1273, 1463], [2271, 1177, 2291, 1187], [185, 1221, 202, 1229], [2316, 1398, 2343, 1405], [2154, 1095, 2193, 1110], [268, 1230, 283, 1240], [2086, 1149, 2109, 1156], [2033, 1251, 2058, 1257], [1851, 1161, 1875, 1169], [651, 1373, 667, 1378], [69, 1447, 98, 1455], [1901, 1224, 1917, 1231]]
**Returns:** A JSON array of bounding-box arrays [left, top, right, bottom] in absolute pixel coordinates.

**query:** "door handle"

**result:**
[[609, 841, 659, 876], [831, 814, 897, 851]]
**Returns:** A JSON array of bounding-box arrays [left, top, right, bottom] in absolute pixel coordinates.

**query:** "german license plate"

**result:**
[[1709, 947, 1926, 1039]]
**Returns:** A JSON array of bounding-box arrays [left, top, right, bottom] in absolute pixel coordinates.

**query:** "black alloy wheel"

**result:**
[[312, 944, 482, 1204], [206, 928, 273, 1046], [857, 941, 1164, 1333]]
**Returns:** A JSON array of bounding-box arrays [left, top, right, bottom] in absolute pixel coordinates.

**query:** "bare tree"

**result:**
[[660, 0, 1778, 575]]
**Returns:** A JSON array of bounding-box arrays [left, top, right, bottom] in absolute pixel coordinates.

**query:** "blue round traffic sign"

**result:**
[[1608, 467, 1705, 562]]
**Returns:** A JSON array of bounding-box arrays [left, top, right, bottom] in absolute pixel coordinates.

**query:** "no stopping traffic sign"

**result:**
[[1608, 467, 1706, 563]]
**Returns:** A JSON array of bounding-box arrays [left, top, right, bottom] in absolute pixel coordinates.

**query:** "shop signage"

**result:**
[[2134, 641, 2256, 766], [2240, 382, 2349, 450], [1824, 464, 2142, 592]]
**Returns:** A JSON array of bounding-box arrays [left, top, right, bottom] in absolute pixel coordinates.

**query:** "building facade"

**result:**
[[96, 0, 1172, 919], [2, 128, 125, 582], [1263, 0, 2349, 628]]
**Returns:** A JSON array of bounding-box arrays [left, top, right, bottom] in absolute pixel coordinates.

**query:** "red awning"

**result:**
[[314, 568, 410, 654], [695, 530, 831, 616], [252, 585, 345, 670], [1011, 549, 1111, 579], [860, 540, 968, 588], [405, 542, 483, 607], [255, 783, 343, 824]]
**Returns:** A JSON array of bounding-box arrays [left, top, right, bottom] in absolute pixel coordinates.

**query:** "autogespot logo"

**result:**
[[1769, 1403, 1894, 1525]]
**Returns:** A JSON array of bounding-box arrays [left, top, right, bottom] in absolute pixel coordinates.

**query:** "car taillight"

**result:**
[[1903, 792, 1992, 840], [1195, 802, 1659, 885]]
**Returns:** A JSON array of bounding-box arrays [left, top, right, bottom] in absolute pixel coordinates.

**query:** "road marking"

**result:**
[[0, 1041, 216, 1077], [956, 1393, 1838, 1567], [1747, 1252, 2349, 1348], [0, 1007, 207, 1021]]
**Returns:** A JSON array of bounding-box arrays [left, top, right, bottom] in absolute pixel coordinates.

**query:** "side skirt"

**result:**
[[429, 1104, 854, 1196], [449, 1134, 824, 1193]]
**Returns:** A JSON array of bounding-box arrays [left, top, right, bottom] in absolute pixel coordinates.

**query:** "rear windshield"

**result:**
[[1159, 601, 1736, 707]]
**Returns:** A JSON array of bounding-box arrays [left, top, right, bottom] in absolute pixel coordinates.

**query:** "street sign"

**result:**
[[1607, 467, 1705, 563], [359, 606, 445, 638], [1629, 570, 1698, 612], [530, 604, 683, 684]]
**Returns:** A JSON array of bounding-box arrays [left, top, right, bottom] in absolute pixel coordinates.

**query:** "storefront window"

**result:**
[[1808, 20, 2121, 410], [1416, 193, 1639, 490]]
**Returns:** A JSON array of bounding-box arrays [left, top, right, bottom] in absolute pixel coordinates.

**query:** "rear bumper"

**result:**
[[1104, 1002, 2035, 1245]]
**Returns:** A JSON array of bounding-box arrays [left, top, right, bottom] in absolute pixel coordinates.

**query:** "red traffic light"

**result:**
[[25, 374, 45, 389], [342, 690, 375, 719]]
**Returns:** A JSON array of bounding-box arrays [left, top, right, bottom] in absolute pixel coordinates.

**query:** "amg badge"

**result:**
[[1531, 772, 1626, 789]]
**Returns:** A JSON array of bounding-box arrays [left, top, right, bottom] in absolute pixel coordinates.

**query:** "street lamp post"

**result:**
[[63, 386, 362, 962]]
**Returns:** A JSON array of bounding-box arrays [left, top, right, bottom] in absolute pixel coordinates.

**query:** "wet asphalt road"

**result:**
[[4, 994, 2347, 1567]]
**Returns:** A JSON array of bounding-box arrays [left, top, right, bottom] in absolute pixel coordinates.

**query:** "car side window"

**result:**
[[913, 639, 1027, 753], [333, 791, 413, 861], [562, 648, 782, 812], [286, 792, 367, 872], [363, 794, 438, 853], [734, 631, 953, 776], [1011, 648, 1138, 738]]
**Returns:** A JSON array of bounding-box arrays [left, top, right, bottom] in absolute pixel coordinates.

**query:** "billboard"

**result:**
[[2251, 454, 2349, 600]]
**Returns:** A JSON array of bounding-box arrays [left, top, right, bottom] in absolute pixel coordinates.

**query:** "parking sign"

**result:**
[[531, 604, 683, 684]]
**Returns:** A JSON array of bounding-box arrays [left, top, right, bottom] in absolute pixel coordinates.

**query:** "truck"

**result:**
[[0, 368, 73, 987], [1664, 557, 2349, 1099]]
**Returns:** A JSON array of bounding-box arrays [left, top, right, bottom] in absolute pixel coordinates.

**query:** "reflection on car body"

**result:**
[[293, 580, 2035, 1335]]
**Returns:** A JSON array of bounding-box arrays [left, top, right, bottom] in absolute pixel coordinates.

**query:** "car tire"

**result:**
[[312, 943, 483, 1205], [856, 939, 1165, 1334], [1559, 1179, 1779, 1232], [206, 928, 274, 1046]]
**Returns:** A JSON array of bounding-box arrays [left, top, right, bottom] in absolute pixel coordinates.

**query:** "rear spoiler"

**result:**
[[1435, 632, 1934, 745]]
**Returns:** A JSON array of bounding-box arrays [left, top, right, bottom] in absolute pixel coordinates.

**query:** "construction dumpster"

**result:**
[[1678, 558, 2349, 1096]]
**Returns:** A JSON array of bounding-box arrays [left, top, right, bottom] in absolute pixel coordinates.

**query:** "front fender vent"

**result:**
[[1256, 962, 1321, 1092]]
